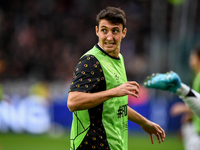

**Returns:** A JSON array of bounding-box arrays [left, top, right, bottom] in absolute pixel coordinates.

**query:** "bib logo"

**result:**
[[117, 104, 128, 118], [114, 72, 121, 87]]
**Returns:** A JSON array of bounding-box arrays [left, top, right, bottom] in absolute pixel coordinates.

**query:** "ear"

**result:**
[[122, 28, 127, 38], [95, 26, 99, 37]]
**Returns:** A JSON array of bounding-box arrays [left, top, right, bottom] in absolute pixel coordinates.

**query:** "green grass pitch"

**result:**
[[0, 132, 184, 150]]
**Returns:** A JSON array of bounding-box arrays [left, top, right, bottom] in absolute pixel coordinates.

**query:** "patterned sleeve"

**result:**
[[69, 55, 106, 93]]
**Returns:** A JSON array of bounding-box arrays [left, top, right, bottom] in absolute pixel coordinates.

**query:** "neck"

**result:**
[[97, 43, 120, 58]]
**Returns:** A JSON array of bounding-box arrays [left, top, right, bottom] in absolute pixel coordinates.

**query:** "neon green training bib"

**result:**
[[70, 45, 128, 150]]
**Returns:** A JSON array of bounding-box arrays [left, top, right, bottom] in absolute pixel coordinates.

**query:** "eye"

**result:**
[[101, 29, 107, 33], [112, 29, 119, 34]]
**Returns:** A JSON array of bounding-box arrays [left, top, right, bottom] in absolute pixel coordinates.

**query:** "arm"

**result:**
[[128, 106, 165, 144], [67, 81, 139, 112], [68, 55, 139, 112]]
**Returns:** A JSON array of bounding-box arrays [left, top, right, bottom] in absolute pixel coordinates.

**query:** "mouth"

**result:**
[[105, 42, 115, 46]]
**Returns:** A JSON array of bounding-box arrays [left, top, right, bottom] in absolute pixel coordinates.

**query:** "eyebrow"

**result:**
[[100, 26, 120, 30], [100, 26, 108, 28]]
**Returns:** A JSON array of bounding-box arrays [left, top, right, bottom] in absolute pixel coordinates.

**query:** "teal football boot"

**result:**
[[144, 71, 182, 93]]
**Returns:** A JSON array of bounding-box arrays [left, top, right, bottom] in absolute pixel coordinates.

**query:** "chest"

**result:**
[[100, 58, 127, 89]]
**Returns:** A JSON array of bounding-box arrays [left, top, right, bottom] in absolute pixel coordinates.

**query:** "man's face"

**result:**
[[96, 19, 127, 58], [189, 52, 200, 73]]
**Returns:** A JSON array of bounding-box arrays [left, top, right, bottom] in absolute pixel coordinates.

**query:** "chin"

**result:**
[[104, 48, 115, 52]]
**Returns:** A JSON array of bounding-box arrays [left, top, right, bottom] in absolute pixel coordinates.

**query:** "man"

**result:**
[[189, 45, 200, 122], [144, 45, 200, 150], [144, 72, 200, 150], [67, 6, 165, 150]]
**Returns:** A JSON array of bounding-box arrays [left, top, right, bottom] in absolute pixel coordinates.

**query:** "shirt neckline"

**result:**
[[95, 43, 120, 60]]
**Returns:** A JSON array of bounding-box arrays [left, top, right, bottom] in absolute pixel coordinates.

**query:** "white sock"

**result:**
[[176, 83, 200, 119], [176, 83, 190, 98]]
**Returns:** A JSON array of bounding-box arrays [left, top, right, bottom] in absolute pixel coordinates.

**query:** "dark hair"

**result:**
[[192, 45, 200, 60], [96, 6, 126, 30]]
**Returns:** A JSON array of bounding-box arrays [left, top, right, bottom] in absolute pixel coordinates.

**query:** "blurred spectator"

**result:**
[[0, 0, 151, 82], [29, 81, 50, 100]]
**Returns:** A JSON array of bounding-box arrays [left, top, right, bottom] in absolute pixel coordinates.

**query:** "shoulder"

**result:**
[[77, 55, 100, 69], [69, 55, 105, 93]]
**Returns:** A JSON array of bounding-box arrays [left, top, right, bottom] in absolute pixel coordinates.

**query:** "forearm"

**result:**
[[68, 81, 140, 112], [128, 106, 148, 126], [67, 81, 139, 112], [128, 106, 165, 143], [67, 89, 117, 112]]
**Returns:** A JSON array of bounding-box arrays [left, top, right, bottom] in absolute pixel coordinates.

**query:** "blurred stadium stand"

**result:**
[[0, 0, 200, 135]]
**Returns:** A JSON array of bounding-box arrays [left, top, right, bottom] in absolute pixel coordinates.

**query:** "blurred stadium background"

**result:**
[[0, 0, 200, 149]]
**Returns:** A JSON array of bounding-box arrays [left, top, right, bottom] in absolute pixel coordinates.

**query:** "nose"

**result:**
[[106, 31, 113, 41]]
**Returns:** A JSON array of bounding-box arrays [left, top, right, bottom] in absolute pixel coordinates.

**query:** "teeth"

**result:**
[[105, 43, 114, 45]]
